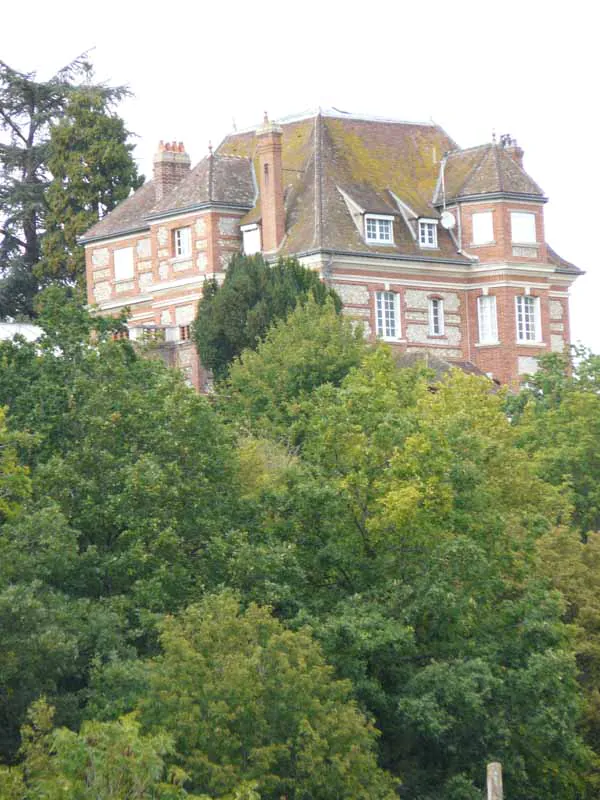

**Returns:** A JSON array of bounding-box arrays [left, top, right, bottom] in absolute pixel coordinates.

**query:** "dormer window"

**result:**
[[365, 215, 394, 244], [418, 219, 438, 248]]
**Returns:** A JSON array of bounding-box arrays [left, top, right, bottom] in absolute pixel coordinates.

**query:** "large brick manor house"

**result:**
[[81, 109, 580, 389]]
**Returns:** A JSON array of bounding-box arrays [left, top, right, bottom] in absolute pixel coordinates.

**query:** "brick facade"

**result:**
[[82, 111, 580, 390]]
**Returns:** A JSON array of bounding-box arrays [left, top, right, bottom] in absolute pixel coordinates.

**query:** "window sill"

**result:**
[[419, 245, 439, 250], [475, 341, 500, 348], [170, 255, 192, 264], [366, 240, 395, 246], [470, 241, 496, 248], [378, 337, 406, 343], [516, 340, 545, 347]]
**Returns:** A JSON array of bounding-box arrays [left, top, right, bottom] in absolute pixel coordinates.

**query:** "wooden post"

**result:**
[[487, 762, 503, 800]]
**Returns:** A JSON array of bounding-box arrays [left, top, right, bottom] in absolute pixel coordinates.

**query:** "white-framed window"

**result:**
[[477, 295, 498, 344], [365, 215, 394, 244], [241, 224, 261, 255], [428, 297, 444, 336], [472, 211, 494, 245], [113, 246, 134, 281], [418, 219, 438, 248], [511, 212, 537, 244], [375, 291, 400, 340], [515, 295, 541, 342], [174, 226, 192, 257]]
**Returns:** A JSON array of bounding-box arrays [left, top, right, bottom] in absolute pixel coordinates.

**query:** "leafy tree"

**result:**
[[137, 592, 397, 800], [0, 699, 195, 799], [193, 254, 341, 380], [225, 299, 367, 440], [512, 348, 600, 535], [0, 294, 243, 759], [0, 57, 128, 317], [220, 352, 589, 799], [40, 88, 143, 287]]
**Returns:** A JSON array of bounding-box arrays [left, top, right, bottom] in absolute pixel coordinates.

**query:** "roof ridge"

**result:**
[[493, 143, 504, 193], [454, 146, 490, 198], [313, 112, 323, 249], [230, 108, 439, 135], [208, 151, 214, 202]]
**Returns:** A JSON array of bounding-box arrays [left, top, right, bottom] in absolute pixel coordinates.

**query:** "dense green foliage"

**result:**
[[1, 299, 600, 799], [0, 59, 138, 318], [193, 254, 341, 380], [40, 88, 143, 287]]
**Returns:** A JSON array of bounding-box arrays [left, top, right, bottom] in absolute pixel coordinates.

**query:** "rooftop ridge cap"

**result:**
[[228, 108, 439, 134], [493, 142, 504, 193]]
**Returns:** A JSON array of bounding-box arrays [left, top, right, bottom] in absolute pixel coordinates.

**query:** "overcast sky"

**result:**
[[3, 0, 598, 351]]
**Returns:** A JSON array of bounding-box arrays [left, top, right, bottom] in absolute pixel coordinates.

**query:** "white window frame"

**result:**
[[428, 297, 445, 336], [241, 223, 261, 255], [375, 290, 401, 340], [365, 215, 394, 244], [472, 211, 494, 245], [477, 295, 498, 344], [515, 295, 541, 343], [174, 226, 192, 258], [418, 219, 438, 249], [113, 246, 134, 282], [510, 212, 537, 244]]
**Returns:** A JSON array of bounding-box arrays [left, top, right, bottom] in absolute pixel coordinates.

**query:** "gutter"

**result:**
[[288, 247, 473, 267]]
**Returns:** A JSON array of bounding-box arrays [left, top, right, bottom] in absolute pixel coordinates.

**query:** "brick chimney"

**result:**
[[153, 140, 191, 202], [499, 133, 524, 169], [256, 113, 285, 253], [487, 762, 503, 800]]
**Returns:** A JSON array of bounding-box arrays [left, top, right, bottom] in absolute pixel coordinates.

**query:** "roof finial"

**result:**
[[263, 111, 269, 125], [208, 140, 213, 156], [492, 129, 497, 144]]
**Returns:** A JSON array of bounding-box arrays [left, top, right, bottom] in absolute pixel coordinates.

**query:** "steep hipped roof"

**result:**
[[218, 110, 465, 260], [149, 154, 255, 215], [434, 143, 545, 204], [83, 180, 158, 241], [81, 154, 255, 243]]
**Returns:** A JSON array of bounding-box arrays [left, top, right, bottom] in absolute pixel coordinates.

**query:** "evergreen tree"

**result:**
[[193, 254, 341, 380], [40, 88, 143, 288], [0, 57, 129, 318]]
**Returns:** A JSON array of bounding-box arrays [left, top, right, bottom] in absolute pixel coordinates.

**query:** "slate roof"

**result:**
[[82, 111, 574, 275], [81, 154, 255, 242], [83, 180, 158, 241], [218, 111, 466, 260], [434, 143, 545, 204], [149, 154, 255, 216]]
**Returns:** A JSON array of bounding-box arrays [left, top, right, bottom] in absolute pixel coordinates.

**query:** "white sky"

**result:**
[[3, 0, 598, 351]]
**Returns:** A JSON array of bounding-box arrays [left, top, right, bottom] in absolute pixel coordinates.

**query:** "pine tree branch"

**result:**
[[0, 108, 28, 145]]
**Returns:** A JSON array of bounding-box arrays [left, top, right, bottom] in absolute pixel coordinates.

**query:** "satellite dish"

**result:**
[[440, 211, 456, 230]]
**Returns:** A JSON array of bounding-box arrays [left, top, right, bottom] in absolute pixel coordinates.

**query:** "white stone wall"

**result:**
[[518, 356, 539, 375], [404, 289, 460, 312], [331, 283, 370, 305], [551, 334, 565, 352], [136, 238, 151, 258]]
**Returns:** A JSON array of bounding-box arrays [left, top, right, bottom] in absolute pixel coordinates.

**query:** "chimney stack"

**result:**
[[499, 133, 524, 169], [487, 762, 503, 800], [256, 113, 285, 253], [153, 140, 191, 202]]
